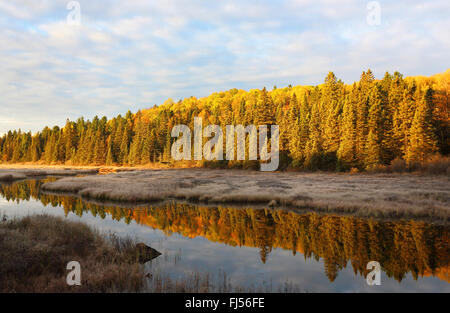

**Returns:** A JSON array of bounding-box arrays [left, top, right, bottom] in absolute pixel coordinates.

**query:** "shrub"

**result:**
[[390, 158, 407, 173]]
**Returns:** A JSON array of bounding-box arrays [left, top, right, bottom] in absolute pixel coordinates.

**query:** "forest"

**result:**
[[1, 69, 448, 171]]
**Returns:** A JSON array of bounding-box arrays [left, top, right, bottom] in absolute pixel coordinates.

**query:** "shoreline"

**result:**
[[0, 214, 147, 292], [37, 189, 450, 225], [38, 168, 449, 222], [1, 166, 448, 222]]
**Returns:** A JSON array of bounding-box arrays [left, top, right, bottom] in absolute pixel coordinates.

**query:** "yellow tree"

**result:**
[[364, 85, 384, 169], [337, 90, 357, 169], [405, 88, 438, 163]]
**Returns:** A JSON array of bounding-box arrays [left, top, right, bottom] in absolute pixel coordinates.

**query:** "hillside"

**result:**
[[1, 69, 449, 171]]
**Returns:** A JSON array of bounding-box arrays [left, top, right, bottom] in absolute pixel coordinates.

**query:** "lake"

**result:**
[[0, 177, 448, 292]]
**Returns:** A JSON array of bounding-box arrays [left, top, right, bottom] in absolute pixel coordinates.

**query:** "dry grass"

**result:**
[[147, 270, 304, 293], [0, 172, 27, 182], [0, 168, 99, 183], [40, 168, 450, 222], [0, 214, 303, 293], [0, 214, 147, 292]]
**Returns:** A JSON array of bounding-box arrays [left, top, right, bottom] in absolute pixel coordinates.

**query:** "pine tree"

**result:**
[[106, 140, 114, 165], [364, 85, 384, 168], [280, 93, 298, 151], [337, 92, 357, 168], [304, 101, 323, 168], [93, 130, 106, 165], [322, 72, 342, 153], [354, 71, 375, 166], [162, 130, 172, 162], [405, 88, 438, 163], [255, 87, 275, 126], [289, 117, 302, 163], [62, 119, 77, 162], [395, 81, 417, 157], [30, 136, 41, 162], [119, 126, 130, 164], [365, 129, 381, 169]]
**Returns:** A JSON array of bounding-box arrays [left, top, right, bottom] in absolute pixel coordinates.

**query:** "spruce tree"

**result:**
[[406, 88, 438, 163], [364, 85, 384, 168], [337, 93, 357, 168], [255, 87, 275, 126]]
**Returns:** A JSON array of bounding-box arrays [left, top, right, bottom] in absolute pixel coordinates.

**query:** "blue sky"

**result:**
[[0, 0, 449, 133]]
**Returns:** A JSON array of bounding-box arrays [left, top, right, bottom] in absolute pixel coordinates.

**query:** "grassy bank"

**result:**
[[40, 169, 450, 222], [0, 214, 147, 292], [1, 155, 449, 175], [0, 214, 304, 293], [0, 167, 99, 183]]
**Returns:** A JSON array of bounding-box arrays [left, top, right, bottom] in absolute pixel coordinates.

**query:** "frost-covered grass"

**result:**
[[0, 214, 146, 292], [0, 167, 98, 182], [41, 169, 450, 222], [0, 213, 304, 293]]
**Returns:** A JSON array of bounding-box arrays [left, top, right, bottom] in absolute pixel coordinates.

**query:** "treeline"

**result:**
[[1, 69, 448, 171]]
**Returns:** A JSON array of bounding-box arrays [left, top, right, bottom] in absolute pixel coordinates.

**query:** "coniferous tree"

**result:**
[[337, 89, 357, 169], [255, 87, 275, 126], [322, 72, 342, 154], [405, 88, 438, 163], [364, 85, 384, 168]]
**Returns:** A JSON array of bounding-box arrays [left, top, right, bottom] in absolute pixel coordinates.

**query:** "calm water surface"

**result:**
[[0, 178, 448, 292]]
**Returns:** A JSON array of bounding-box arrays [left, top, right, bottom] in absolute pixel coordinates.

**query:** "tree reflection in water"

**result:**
[[1, 178, 449, 284]]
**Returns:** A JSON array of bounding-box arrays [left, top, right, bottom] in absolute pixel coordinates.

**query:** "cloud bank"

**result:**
[[0, 0, 449, 133]]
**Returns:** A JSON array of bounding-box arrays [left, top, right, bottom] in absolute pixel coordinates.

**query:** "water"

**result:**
[[0, 177, 449, 292]]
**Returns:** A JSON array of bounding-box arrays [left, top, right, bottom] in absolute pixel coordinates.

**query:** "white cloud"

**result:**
[[0, 0, 449, 133]]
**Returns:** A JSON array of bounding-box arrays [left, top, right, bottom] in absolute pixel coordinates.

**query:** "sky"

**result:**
[[0, 0, 449, 134]]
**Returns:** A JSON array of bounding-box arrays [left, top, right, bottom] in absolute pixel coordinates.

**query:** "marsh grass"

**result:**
[[41, 169, 450, 222], [147, 270, 304, 293], [0, 172, 27, 182], [0, 168, 98, 183], [0, 214, 305, 293], [0, 214, 146, 292]]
